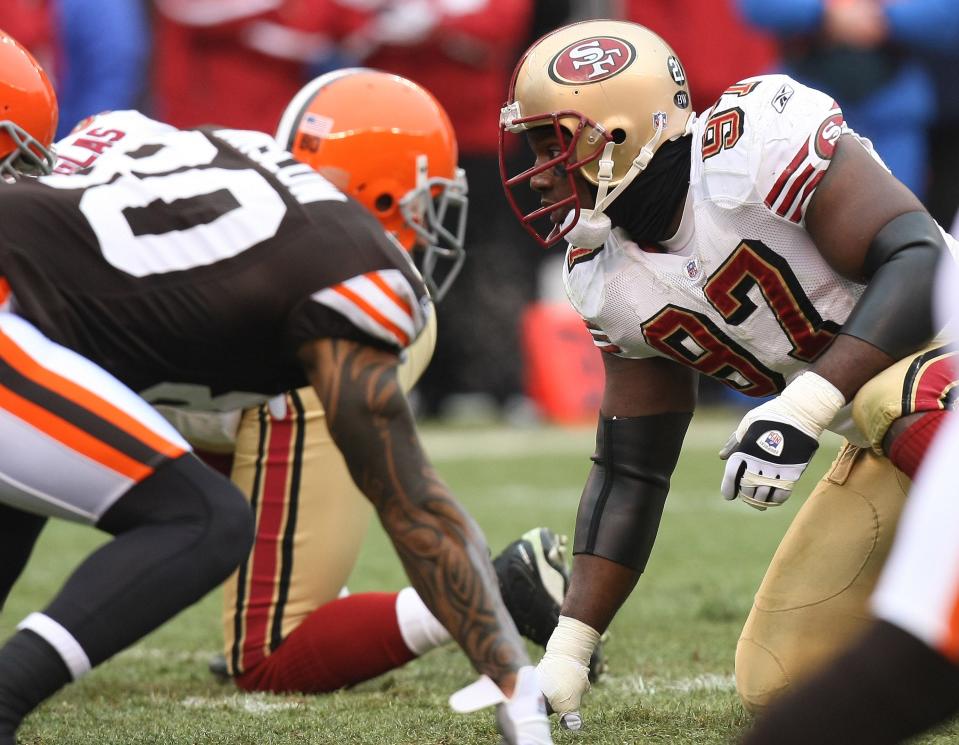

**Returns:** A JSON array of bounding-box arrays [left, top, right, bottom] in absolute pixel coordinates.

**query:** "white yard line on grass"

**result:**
[[181, 694, 302, 714], [608, 672, 736, 696], [173, 674, 734, 716]]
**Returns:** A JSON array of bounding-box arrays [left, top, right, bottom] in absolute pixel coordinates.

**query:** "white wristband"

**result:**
[[779, 372, 846, 437], [546, 616, 601, 667]]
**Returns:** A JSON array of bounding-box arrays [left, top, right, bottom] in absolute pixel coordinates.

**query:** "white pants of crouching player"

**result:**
[[0, 311, 190, 524], [0, 303, 257, 667]]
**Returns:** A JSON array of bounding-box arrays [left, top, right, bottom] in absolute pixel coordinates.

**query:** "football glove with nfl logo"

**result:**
[[720, 372, 845, 510]]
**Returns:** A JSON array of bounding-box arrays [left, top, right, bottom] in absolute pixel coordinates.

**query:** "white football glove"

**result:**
[[536, 616, 601, 731], [720, 372, 844, 510], [449, 666, 552, 745]]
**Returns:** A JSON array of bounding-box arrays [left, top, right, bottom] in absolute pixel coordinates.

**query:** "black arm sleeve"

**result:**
[[573, 411, 692, 572], [841, 211, 947, 359]]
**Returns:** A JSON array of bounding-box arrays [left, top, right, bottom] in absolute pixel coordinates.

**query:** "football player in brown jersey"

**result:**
[[497, 19, 956, 732], [139, 69, 575, 704], [0, 32, 550, 745]]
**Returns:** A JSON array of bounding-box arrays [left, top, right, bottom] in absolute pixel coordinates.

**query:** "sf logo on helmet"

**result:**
[[550, 37, 636, 85]]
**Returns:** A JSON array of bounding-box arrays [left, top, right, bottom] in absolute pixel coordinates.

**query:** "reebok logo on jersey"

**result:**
[[757, 430, 784, 457], [771, 84, 794, 113]]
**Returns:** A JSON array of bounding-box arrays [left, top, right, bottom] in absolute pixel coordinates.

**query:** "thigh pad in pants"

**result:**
[[735, 443, 910, 712]]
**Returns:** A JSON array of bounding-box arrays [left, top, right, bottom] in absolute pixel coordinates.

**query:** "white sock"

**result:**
[[395, 586, 452, 656]]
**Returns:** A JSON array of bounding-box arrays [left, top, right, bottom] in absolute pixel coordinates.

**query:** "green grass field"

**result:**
[[4, 409, 957, 744]]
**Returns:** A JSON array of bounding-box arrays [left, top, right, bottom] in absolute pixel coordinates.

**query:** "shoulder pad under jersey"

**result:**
[[695, 74, 845, 226]]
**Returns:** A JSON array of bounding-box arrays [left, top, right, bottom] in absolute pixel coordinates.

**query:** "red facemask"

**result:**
[[498, 109, 612, 249]]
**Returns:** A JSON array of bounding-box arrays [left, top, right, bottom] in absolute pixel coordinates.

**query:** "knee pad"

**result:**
[[735, 445, 909, 712], [37, 455, 254, 668]]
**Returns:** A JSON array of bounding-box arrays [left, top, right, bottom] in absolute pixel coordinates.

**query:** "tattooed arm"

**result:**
[[298, 336, 529, 692]]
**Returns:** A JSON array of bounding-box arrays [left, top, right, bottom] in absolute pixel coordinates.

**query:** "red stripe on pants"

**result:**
[[240, 415, 292, 670]]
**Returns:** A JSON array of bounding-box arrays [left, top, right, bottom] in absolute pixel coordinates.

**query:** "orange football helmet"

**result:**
[[276, 68, 467, 301], [0, 30, 58, 180]]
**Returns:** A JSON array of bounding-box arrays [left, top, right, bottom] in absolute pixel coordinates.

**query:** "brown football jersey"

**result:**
[[0, 112, 431, 411]]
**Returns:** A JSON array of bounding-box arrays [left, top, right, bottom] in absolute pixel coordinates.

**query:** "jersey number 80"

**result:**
[[44, 130, 287, 277]]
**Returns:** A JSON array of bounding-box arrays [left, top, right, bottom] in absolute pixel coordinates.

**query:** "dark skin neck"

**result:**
[[662, 186, 687, 244]]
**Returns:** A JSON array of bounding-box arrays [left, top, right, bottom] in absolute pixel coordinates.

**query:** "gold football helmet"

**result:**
[[277, 68, 467, 301], [499, 20, 693, 247]]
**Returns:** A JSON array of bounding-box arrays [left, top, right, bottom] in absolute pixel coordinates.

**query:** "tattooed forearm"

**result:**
[[300, 338, 528, 684]]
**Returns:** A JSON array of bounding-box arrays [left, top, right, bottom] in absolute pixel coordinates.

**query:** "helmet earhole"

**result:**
[[612, 129, 627, 144], [374, 194, 393, 212]]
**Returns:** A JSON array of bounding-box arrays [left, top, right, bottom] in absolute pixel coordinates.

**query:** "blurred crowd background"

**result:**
[[5, 0, 959, 423]]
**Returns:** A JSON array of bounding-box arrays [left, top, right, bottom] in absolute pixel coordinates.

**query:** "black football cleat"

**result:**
[[493, 527, 570, 649], [207, 653, 230, 683], [588, 631, 609, 684]]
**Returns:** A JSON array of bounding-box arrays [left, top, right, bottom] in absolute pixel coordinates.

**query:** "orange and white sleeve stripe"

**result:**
[[309, 269, 427, 350]]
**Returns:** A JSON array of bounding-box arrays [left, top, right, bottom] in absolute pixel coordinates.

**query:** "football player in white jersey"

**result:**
[[497, 19, 957, 730], [0, 33, 551, 745], [743, 251, 959, 745]]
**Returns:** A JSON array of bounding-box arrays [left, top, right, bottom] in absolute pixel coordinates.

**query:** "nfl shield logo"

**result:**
[[757, 429, 784, 457]]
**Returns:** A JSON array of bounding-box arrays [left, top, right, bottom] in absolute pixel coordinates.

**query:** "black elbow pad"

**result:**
[[842, 211, 946, 359], [574, 412, 692, 572]]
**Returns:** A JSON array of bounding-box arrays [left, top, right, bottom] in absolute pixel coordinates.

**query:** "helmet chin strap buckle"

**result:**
[[562, 208, 611, 249], [634, 143, 655, 171], [562, 118, 667, 249], [593, 141, 616, 205], [562, 141, 615, 249]]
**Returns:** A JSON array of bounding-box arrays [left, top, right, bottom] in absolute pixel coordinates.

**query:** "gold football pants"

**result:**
[[222, 316, 436, 674], [736, 345, 956, 711]]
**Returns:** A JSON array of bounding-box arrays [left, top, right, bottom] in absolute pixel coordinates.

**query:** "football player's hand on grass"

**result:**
[[450, 666, 553, 744], [720, 372, 844, 510], [536, 616, 602, 731]]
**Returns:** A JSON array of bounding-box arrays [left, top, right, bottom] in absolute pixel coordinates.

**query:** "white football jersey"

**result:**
[[564, 74, 956, 440]]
